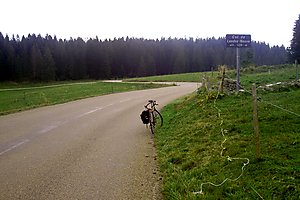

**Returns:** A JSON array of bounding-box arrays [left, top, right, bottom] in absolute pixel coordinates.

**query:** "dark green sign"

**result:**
[[226, 34, 251, 48]]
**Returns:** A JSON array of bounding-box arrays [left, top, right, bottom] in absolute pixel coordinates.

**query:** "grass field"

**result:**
[[124, 72, 208, 82], [0, 81, 167, 115], [125, 64, 297, 88], [154, 65, 300, 199]]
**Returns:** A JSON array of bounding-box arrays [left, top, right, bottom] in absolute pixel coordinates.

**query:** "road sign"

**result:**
[[226, 34, 251, 48], [226, 34, 251, 91]]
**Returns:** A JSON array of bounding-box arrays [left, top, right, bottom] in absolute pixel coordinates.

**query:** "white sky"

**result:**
[[1, 0, 299, 47]]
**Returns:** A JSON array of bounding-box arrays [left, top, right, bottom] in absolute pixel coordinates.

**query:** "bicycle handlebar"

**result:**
[[145, 100, 158, 109]]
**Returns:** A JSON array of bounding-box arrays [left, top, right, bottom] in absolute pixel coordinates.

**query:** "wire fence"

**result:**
[[193, 73, 299, 198], [237, 82, 300, 118]]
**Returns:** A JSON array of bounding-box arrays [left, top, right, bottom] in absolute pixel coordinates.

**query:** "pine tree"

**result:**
[[4, 35, 16, 81], [173, 45, 186, 73], [0, 32, 5, 81], [138, 56, 147, 76], [30, 44, 44, 80], [42, 47, 56, 81], [290, 14, 300, 62]]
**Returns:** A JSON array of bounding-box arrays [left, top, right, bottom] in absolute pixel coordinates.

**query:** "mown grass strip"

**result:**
[[0, 81, 167, 115], [124, 64, 297, 85], [124, 72, 212, 82]]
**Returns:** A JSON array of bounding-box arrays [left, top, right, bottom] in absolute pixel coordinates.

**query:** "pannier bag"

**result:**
[[140, 110, 150, 124]]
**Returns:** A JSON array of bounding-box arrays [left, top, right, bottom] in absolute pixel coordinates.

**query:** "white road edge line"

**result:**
[[37, 125, 58, 135], [77, 103, 114, 118], [0, 103, 116, 156], [0, 139, 30, 156], [119, 98, 131, 103]]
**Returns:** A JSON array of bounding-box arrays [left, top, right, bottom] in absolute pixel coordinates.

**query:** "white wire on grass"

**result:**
[[250, 186, 264, 200], [220, 137, 227, 157], [193, 78, 250, 196], [193, 157, 250, 195], [259, 99, 300, 117]]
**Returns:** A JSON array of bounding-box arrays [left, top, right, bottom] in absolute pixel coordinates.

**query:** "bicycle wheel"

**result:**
[[150, 110, 163, 134], [153, 109, 163, 127], [150, 112, 155, 134]]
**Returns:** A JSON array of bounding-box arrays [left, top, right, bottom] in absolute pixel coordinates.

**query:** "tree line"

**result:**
[[288, 14, 300, 63], [0, 32, 288, 82]]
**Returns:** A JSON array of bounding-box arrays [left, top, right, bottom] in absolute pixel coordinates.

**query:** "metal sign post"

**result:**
[[226, 34, 251, 91], [236, 47, 240, 90]]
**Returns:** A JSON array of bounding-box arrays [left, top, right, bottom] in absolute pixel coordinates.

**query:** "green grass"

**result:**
[[0, 80, 97, 89], [154, 65, 300, 199], [230, 64, 297, 89], [125, 64, 298, 88], [0, 81, 168, 115], [124, 72, 216, 82], [155, 91, 299, 200]]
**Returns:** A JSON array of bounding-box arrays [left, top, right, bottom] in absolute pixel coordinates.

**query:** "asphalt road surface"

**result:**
[[0, 82, 197, 200]]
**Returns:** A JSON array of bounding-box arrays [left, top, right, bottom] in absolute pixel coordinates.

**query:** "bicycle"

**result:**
[[143, 100, 163, 134]]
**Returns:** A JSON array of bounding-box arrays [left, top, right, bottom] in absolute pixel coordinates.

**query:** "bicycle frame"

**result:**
[[144, 100, 163, 134], [144, 100, 158, 112]]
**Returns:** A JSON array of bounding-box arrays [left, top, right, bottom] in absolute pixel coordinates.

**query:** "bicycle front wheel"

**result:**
[[150, 110, 163, 134], [153, 110, 163, 127]]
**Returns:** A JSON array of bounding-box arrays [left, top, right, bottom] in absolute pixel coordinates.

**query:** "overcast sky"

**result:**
[[1, 0, 299, 47]]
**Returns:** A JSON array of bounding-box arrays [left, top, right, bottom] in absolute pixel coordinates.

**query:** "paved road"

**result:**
[[0, 83, 197, 200]]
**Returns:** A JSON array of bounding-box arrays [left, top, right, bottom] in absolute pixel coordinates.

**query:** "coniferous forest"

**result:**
[[0, 32, 288, 82]]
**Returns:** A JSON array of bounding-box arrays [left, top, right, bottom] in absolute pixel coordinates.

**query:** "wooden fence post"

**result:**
[[296, 60, 299, 81], [252, 84, 260, 160], [206, 77, 210, 92], [220, 66, 225, 93], [201, 76, 205, 89]]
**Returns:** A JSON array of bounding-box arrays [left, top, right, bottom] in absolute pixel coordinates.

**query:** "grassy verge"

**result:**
[[154, 65, 299, 199], [0, 81, 167, 115], [155, 90, 299, 199], [124, 72, 212, 82], [124, 64, 297, 85]]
